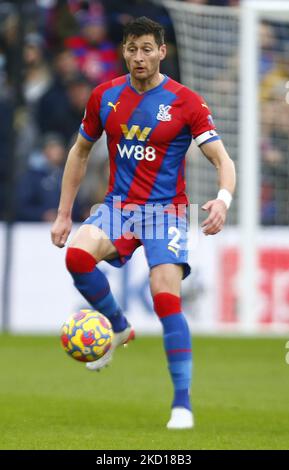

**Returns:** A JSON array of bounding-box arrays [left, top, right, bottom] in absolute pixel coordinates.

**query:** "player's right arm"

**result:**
[[51, 134, 94, 248], [51, 85, 104, 248]]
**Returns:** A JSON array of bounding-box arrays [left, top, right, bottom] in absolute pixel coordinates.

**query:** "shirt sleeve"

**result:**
[[189, 92, 220, 147], [79, 88, 103, 142]]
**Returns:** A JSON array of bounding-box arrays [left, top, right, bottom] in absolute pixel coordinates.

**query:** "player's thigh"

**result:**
[[69, 224, 118, 261], [149, 263, 183, 297]]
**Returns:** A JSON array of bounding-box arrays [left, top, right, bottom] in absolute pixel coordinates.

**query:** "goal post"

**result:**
[[239, 0, 260, 328]]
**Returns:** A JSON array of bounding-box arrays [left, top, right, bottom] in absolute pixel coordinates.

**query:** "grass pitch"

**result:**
[[0, 334, 288, 450]]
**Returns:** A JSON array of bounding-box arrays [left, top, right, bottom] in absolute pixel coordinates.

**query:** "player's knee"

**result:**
[[150, 273, 170, 294], [150, 265, 182, 296], [153, 292, 182, 319], [65, 247, 97, 274]]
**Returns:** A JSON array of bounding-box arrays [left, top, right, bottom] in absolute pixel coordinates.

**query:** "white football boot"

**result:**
[[86, 324, 135, 372], [166, 407, 194, 430]]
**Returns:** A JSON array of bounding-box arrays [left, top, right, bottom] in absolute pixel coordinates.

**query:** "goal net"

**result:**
[[163, 1, 239, 225], [162, 0, 289, 331]]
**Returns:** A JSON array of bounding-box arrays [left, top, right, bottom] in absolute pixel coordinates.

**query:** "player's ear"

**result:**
[[159, 44, 167, 61], [122, 42, 126, 58]]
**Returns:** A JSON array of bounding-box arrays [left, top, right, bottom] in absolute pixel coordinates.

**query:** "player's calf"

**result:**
[[153, 292, 193, 420], [66, 247, 128, 333]]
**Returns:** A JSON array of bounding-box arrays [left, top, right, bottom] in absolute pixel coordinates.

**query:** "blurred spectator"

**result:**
[[13, 32, 52, 168], [104, 0, 179, 80], [210, 0, 240, 4], [64, 3, 121, 85], [260, 91, 289, 226], [44, 0, 79, 49], [68, 0, 103, 15], [104, 0, 175, 43], [16, 133, 82, 222], [183, 0, 209, 4], [37, 73, 92, 144], [261, 142, 289, 225], [23, 32, 52, 105], [0, 95, 13, 219], [52, 47, 80, 82], [0, 11, 14, 219], [260, 181, 276, 226], [0, 7, 19, 86], [36, 48, 79, 141], [36, 48, 79, 120], [0, 37, 9, 96], [184, 1, 240, 4], [260, 40, 289, 102], [259, 23, 278, 79], [259, 31, 289, 225]]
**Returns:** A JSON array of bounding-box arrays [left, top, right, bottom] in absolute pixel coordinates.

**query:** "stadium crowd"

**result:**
[[0, 0, 179, 222], [0, 0, 288, 225]]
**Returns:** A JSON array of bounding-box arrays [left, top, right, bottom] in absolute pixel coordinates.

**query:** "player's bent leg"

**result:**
[[68, 224, 118, 261], [66, 225, 134, 370], [150, 263, 183, 297], [150, 264, 193, 429]]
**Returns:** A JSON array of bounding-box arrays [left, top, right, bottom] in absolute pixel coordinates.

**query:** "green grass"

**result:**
[[0, 334, 289, 450]]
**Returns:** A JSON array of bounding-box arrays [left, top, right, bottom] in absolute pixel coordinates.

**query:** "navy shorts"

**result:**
[[83, 201, 191, 279]]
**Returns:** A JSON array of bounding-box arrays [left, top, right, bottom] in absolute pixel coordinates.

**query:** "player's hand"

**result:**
[[201, 199, 227, 236], [51, 215, 72, 248]]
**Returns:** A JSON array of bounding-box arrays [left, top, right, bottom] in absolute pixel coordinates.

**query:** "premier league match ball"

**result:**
[[60, 309, 114, 362]]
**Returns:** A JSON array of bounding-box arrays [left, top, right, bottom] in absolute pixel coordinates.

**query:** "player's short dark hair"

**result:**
[[123, 16, 165, 47]]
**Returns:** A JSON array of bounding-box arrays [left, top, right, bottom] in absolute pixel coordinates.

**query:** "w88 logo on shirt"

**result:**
[[117, 123, 156, 161], [117, 144, 156, 161]]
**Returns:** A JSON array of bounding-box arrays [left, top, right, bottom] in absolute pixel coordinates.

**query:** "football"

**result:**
[[60, 309, 114, 362]]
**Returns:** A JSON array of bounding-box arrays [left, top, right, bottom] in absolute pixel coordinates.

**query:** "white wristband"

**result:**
[[217, 189, 232, 209]]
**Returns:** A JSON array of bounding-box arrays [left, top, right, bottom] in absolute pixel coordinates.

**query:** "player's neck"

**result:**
[[130, 73, 165, 94]]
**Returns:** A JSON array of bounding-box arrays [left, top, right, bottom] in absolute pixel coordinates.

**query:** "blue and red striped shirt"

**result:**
[[80, 74, 220, 206]]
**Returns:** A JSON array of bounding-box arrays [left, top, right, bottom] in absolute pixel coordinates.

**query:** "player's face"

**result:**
[[123, 34, 166, 81]]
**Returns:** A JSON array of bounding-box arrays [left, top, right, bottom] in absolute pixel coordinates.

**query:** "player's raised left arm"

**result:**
[[200, 139, 236, 236]]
